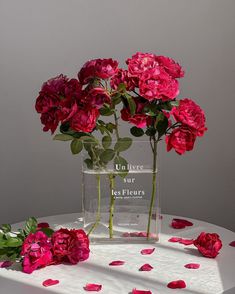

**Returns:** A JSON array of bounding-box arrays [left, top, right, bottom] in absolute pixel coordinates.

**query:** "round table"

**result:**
[[0, 213, 235, 294]]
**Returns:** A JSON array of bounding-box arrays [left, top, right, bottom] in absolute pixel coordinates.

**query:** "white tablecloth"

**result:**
[[0, 213, 235, 294]]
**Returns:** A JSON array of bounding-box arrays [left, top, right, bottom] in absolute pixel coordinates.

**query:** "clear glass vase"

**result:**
[[82, 139, 160, 243]]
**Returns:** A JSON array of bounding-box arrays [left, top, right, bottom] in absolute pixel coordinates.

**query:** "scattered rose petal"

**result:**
[[37, 222, 50, 229], [171, 218, 193, 229], [109, 260, 125, 266], [130, 232, 141, 237], [184, 263, 200, 269], [167, 280, 186, 289], [139, 264, 153, 271], [42, 279, 60, 287], [0, 261, 13, 268], [179, 239, 194, 245], [122, 232, 130, 237], [84, 284, 102, 292], [140, 248, 155, 255], [132, 288, 152, 294], [229, 241, 235, 247], [168, 237, 182, 243], [138, 232, 147, 237]]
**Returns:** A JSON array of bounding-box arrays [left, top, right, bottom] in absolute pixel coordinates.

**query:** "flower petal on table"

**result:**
[[84, 284, 102, 291], [0, 261, 13, 268], [168, 237, 182, 243], [42, 279, 59, 287], [139, 263, 153, 271], [229, 241, 235, 247], [140, 248, 155, 255], [132, 288, 152, 294], [171, 218, 193, 229], [109, 260, 125, 266], [122, 232, 130, 237], [179, 238, 194, 245], [37, 222, 50, 229], [167, 280, 186, 289], [184, 263, 200, 269]]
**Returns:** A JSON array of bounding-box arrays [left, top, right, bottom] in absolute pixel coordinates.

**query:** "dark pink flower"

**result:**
[[179, 239, 194, 245], [109, 260, 125, 266], [156, 55, 184, 78], [84, 87, 110, 108], [194, 232, 222, 258], [140, 248, 155, 255], [184, 263, 200, 269], [0, 261, 13, 268], [70, 107, 99, 133], [167, 280, 186, 289], [84, 284, 102, 292], [171, 98, 207, 136], [37, 222, 50, 229], [110, 68, 138, 91], [171, 218, 193, 229], [52, 228, 90, 264], [139, 264, 153, 271], [78, 58, 118, 84], [42, 279, 60, 287], [166, 126, 197, 155], [132, 288, 152, 294], [21, 231, 53, 274], [39, 108, 60, 134], [229, 241, 235, 247], [168, 237, 182, 243]]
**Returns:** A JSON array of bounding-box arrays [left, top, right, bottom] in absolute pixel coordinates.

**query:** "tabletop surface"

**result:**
[[0, 213, 235, 294]]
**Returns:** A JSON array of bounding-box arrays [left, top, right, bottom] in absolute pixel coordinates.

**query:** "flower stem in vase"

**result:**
[[108, 173, 115, 239], [88, 174, 101, 236], [147, 137, 158, 239]]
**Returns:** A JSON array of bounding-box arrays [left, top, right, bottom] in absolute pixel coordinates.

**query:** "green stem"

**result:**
[[87, 174, 101, 236], [108, 174, 115, 238], [147, 137, 158, 239]]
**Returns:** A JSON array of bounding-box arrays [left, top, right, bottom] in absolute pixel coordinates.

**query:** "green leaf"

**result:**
[[84, 158, 93, 169], [24, 217, 37, 235], [0, 224, 11, 233], [99, 107, 115, 116], [70, 139, 83, 155], [106, 123, 116, 133], [156, 116, 169, 137], [40, 227, 54, 237], [170, 100, 179, 107], [143, 104, 159, 116], [100, 149, 115, 163], [102, 136, 112, 149], [5, 238, 23, 247], [114, 156, 129, 178], [126, 95, 136, 115], [145, 127, 157, 137], [114, 137, 132, 152], [130, 126, 144, 137], [53, 134, 74, 141], [117, 83, 126, 92]]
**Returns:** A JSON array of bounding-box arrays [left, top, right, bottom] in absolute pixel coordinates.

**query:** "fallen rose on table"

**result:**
[[0, 217, 90, 273]]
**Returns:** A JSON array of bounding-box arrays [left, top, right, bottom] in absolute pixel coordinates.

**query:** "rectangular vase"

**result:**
[[82, 140, 161, 243]]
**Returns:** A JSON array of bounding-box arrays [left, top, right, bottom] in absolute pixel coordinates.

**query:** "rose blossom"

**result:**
[[110, 68, 138, 91], [70, 107, 99, 133], [171, 98, 207, 136], [84, 87, 110, 109], [40, 109, 60, 134], [156, 55, 184, 78], [165, 126, 196, 155], [194, 232, 222, 258], [78, 58, 118, 84], [21, 231, 53, 274], [52, 228, 90, 264]]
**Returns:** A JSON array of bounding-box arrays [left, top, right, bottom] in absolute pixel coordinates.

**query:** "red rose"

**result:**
[[21, 231, 53, 274], [139, 69, 179, 101], [156, 55, 184, 78], [126, 52, 159, 77], [84, 87, 110, 109], [52, 228, 90, 264], [165, 127, 196, 155], [70, 107, 99, 133], [110, 68, 138, 91], [171, 98, 207, 136], [40, 109, 60, 134], [194, 232, 222, 258], [78, 58, 118, 84]]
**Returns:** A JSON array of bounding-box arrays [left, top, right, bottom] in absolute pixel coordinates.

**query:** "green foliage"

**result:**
[[102, 136, 112, 149], [100, 149, 115, 163], [0, 224, 11, 233], [70, 139, 83, 155], [84, 158, 93, 169], [114, 137, 132, 152], [53, 134, 74, 141], [99, 107, 115, 116], [114, 156, 129, 178], [24, 217, 37, 235], [130, 126, 144, 137]]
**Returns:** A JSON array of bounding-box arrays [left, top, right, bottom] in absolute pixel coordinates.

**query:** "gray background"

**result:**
[[0, 0, 234, 231]]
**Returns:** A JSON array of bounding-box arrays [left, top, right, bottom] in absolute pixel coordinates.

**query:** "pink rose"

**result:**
[[52, 228, 90, 264], [194, 232, 222, 258], [84, 87, 110, 109], [70, 107, 99, 133], [165, 127, 196, 155], [139, 69, 179, 101], [156, 55, 184, 78], [21, 231, 53, 274], [171, 98, 207, 136], [78, 58, 118, 84], [110, 68, 138, 91], [126, 52, 159, 77]]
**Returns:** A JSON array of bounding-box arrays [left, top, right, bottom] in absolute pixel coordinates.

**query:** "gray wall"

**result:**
[[0, 0, 234, 231]]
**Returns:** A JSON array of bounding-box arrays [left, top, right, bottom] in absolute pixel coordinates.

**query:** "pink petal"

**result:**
[[130, 232, 141, 237], [138, 232, 147, 237], [167, 280, 186, 289], [109, 260, 125, 266], [168, 237, 182, 243], [122, 232, 130, 237], [171, 220, 186, 229], [37, 222, 50, 229], [132, 288, 152, 294], [139, 264, 153, 271], [171, 218, 193, 229], [42, 279, 60, 287], [229, 241, 235, 247], [184, 263, 200, 269], [84, 284, 102, 292], [179, 239, 194, 245], [0, 261, 13, 268], [140, 248, 155, 255]]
